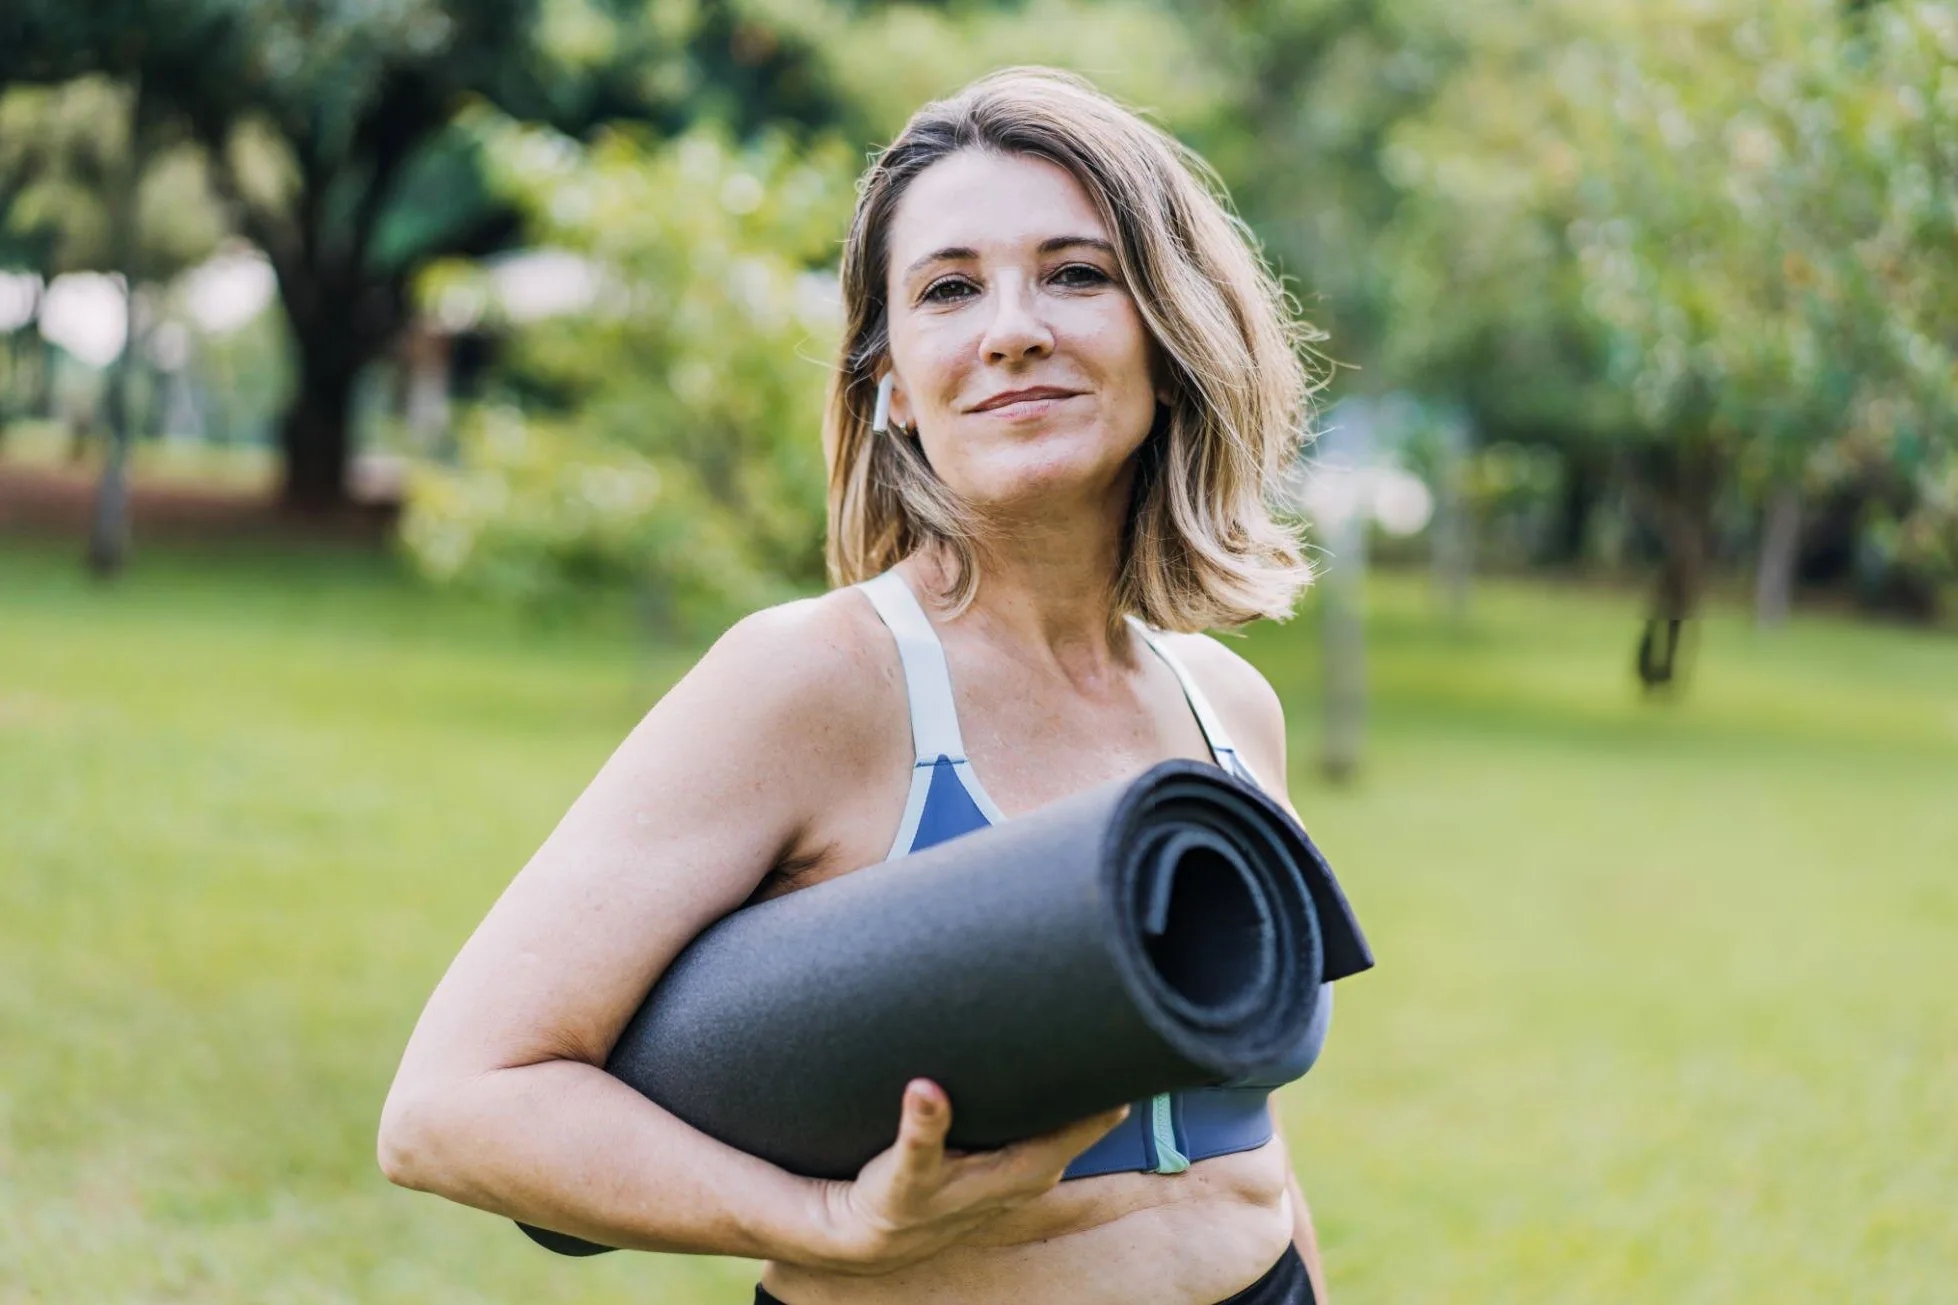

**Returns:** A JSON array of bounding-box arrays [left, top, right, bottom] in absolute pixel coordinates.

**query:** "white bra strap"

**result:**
[[1126, 617, 1242, 768], [857, 570, 968, 764]]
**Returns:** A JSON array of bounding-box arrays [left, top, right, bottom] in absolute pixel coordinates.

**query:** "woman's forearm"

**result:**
[[379, 1059, 847, 1268]]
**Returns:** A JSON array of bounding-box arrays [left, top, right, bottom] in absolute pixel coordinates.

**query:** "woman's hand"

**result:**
[[810, 1080, 1129, 1276]]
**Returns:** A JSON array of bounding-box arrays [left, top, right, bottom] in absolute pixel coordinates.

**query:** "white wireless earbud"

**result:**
[[871, 372, 895, 434]]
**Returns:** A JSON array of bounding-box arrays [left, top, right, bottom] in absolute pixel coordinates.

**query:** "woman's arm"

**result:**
[[378, 596, 882, 1260], [378, 593, 1122, 1270]]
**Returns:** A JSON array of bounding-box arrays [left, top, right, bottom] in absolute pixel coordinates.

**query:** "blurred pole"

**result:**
[[1753, 480, 1801, 628], [87, 79, 145, 579], [1430, 409, 1472, 624], [87, 305, 134, 578], [1318, 400, 1372, 784], [1321, 498, 1367, 783], [32, 307, 55, 420]]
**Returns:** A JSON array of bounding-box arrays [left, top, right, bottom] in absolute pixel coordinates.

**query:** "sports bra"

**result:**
[[856, 568, 1335, 1180]]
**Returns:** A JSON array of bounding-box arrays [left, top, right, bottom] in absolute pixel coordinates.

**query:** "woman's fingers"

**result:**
[[827, 1094, 1134, 1274], [946, 1103, 1132, 1198], [889, 1079, 954, 1189], [892, 1089, 1129, 1208]]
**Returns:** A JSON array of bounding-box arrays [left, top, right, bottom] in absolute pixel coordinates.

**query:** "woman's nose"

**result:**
[[979, 277, 1054, 363]]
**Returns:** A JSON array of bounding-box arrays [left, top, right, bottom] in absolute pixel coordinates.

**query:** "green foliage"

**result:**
[[1178, 0, 1473, 363], [401, 118, 857, 629], [1561, 3, 1954, 449], [752, 0, 1224, 140], [2, 0, 855, 506], [1361, 1, 1631, 448], [0, 77, 225, 279], [1372, 0, 1958, 602]]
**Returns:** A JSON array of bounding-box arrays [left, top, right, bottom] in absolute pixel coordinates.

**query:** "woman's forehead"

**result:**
[[887, 150, 1109, 270]]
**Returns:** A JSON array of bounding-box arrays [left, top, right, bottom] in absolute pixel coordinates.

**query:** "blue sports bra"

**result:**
[[857, 568, 1335, 1180]]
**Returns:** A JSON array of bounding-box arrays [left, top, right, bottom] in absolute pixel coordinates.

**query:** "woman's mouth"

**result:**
[[971, 388, 1086, 418]]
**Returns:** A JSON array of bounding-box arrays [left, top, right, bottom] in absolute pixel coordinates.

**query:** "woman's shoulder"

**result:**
[[1150, 629, 1291, 804], [653, 580, 904, 783], [676, 583, 903, 757], [1151, 630, 1284, 735]]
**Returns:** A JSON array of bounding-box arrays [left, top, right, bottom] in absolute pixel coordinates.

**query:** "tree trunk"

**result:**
[[88, 81, 145, 579], [1318, 400, 1373, 781], [1320, 522, 1367, 781], [1632, 451, 1715, 693], [1753, 481, 1801, 628], [1547, 448, 1602, 566], [278, 371, 356, 511], [273, 276, 403, 512], [87, 368, 134, 576], [32, 323, 55, 419], [1429, 412, 1472, 623]]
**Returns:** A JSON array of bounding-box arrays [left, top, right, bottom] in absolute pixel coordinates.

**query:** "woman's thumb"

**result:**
[[897, 1079, 952, 1156]]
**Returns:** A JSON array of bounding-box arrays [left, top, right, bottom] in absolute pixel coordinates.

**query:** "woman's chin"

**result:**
[[960, 467, 1133, 520], [947, 431, 1140, 508]]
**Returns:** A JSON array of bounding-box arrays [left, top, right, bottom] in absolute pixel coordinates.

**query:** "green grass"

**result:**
[[2, 543, 1953, 1303]]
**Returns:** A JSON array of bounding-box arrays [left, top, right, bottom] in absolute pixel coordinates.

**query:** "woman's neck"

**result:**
[[908, 496, 1136, 681]]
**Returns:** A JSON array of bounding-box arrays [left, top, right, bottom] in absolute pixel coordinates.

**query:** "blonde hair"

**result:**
[[823, 66, 1325, 631]]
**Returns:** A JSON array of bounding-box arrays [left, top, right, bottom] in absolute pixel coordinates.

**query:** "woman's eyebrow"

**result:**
[[1036, 235, 1117, 259], [901, 235, 1116, 282]]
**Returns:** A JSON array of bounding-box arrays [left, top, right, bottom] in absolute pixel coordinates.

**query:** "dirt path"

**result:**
[[0, 464, 398, 545]]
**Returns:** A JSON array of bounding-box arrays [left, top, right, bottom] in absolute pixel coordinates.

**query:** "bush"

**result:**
[[401, 116, 856, 631]]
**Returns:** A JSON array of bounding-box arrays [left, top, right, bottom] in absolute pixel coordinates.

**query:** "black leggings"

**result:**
[[754, 1243, 1314, 1305]]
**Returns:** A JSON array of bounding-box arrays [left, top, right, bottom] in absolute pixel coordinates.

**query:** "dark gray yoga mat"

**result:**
[[518, 759, 1370, 1255]]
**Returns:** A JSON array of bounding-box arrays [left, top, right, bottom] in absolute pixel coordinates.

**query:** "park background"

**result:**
[[1, 1, 1954, 1301]]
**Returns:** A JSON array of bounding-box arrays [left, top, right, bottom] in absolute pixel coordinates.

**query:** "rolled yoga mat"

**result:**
[[519, 758, 1371, 1255]]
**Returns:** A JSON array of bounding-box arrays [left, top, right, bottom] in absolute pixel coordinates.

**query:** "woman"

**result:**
[[379, 67, 1337, 1305]]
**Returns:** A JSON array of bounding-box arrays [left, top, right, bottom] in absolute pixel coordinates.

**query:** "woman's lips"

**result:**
[[974, 391, 1084, 417]]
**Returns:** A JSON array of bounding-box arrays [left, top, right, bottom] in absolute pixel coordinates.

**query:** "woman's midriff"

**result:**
[[758, 1141, 1295, 1305]]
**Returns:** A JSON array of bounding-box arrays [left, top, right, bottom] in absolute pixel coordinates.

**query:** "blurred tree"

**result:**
[[0, 75, 228, 570], [0, 78, 225, 284], [1188, 0, 1955, 647], [1371, 0, 1957, 656], [1, 0, 852, 510], [753, 0, 1219, 140], [1553, 0, 1956, 629], [401, 119, 856, 631], [1180, 0, 1467, 365]]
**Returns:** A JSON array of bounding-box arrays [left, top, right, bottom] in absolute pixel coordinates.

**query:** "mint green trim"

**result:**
[[1149, 1093, 1190, 1173]]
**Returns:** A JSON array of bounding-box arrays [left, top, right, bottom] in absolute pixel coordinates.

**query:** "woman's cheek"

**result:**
[[918, 337, 975, 425]]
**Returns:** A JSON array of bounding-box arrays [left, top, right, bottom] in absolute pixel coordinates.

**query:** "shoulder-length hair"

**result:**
[[823, 66, 1326, 631]]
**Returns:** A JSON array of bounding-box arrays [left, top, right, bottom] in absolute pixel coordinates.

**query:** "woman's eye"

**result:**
[[1053, 263, 1113, 288], [921, 277, 977, 304]]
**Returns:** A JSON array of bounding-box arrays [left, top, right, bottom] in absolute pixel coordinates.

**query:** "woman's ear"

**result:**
[[1146, 342, 1176, 409], [887, 375, 914, 434]]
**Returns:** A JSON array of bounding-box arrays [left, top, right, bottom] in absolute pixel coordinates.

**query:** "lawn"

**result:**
[[2, 542, 1953, 1303]]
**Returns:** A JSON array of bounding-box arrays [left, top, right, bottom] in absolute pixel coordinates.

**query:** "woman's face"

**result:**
[[881, 149, 1168, 515]]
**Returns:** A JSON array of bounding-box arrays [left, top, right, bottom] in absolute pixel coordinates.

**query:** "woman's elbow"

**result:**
[[376, 1082, 449, 1192]]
